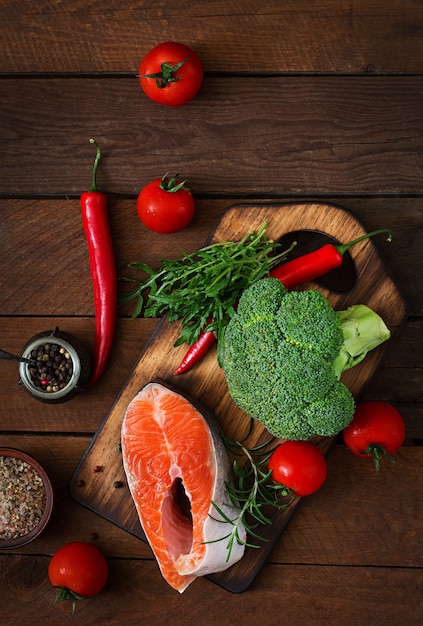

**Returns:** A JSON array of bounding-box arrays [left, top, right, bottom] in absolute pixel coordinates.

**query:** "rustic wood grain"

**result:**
[[1, 435, 421, 570], [0, 316, 420, 436], [0, 434, 153, 559], [1, 555, 422, 625], [69, 203, 407, 592], [1, 0, 423, 74], [1, 76, 422, 196], [1, 0, 422, 619], [0, 317, 157, 433], [1, 197, 421, 317], [271, 446, 423, 568]]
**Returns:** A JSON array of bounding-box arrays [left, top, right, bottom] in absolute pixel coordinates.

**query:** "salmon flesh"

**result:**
[[121, 380, 246, 592]]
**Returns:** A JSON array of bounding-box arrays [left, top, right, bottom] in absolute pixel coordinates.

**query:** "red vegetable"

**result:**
[[173, 318, 215, 375], [173, 228, 392, 375], [269, 228, 392, 288], [343, 401, 406, 471], [48, 541, 108, 614], [138, 41, 203, 107], [137, 172, 195, 234], [268, 440, 327, 497], [80, 139, 117, 387]]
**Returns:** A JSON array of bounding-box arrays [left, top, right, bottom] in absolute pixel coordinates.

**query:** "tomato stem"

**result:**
[[364, 444, 397, 472], [53, 585, 87, 616], [140, 58, 189, 88], [159, 172, 189, 193]]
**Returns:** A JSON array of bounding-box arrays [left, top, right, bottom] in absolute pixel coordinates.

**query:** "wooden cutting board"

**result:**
[[70, 202, 407, 593]]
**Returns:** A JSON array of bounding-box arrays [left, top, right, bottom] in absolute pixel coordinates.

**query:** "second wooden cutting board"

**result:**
[[70, 202, 407, 593]]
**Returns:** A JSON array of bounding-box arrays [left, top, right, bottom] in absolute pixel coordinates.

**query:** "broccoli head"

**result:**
[[222, 278, 390, 440]]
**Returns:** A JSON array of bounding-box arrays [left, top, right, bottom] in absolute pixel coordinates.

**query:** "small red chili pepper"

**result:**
[[173, 322, 216, 375], [173, 228, 392, 375], [80, 139, 117, 387], [268, 228, 392, 288]]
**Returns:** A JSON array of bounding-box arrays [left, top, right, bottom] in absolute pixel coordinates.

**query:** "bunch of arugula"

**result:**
[[120, 222, 294, 348]]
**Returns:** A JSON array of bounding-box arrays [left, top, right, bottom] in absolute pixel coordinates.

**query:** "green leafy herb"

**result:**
[[120, 223, 295, 347], [206, 420, 295, 561]]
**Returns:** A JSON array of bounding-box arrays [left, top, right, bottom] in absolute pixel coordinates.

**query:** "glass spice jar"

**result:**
[[19, 327, 91, 403]]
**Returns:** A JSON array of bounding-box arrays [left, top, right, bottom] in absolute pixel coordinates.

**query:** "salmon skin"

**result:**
[[121, 380, 246, 592]]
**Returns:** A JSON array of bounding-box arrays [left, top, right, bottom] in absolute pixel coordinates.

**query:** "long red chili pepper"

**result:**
[[80, 139, 117, 387], [173, 228, 391, 375], [269, 228, 392, 288]]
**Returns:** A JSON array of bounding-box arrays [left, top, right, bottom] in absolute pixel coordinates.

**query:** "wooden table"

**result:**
[[1, 2, 422, 624]]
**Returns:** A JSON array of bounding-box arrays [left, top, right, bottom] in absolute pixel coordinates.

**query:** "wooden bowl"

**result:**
[[0, 448, 54, 549]]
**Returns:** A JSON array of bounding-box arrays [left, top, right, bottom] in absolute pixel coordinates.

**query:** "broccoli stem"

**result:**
[[332, 304, 391, 378]]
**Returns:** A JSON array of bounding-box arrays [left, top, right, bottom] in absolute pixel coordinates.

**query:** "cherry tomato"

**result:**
[[343, 401, 405, 471], [268, 440, 327, 497], [48, 542, 108, 613], [137, 173, 195, 234], [139, 41, 203, 106]]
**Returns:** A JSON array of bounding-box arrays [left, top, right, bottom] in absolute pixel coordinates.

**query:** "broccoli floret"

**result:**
[[223, 278, 390, 440], [276, 290, 344, 362], [236, 276, 286, 319], [303, 381, 356, 437]]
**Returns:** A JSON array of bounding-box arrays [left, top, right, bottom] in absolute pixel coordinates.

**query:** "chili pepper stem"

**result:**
[[88, 138, 101, 192], [337, 228, 392, 255]]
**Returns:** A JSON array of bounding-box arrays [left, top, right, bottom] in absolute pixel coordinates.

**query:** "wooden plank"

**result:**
[[0, 197, 222, 317], [1, 555, 422, 623], [0, 315, 420, 435], [0, 317, 157, 434], [1, 1, 423, 74], [1, 197, 422, 317], [0, 316, 420, 436], [270, 446, 423, 568], [69, 203, 407, 592], [1, 435, 421, 570], [0, 433, 153, 559], [1, 77, 422, 196]]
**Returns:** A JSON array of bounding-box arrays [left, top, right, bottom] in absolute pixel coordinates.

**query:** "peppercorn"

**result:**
[[28, 342, 73, 393]]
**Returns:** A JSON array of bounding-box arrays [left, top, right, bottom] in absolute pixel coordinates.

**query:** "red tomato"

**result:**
[[139, 41, 203, 106], [137, 173, 195, 234], [48, 542, 108, 612], [268, 440, 327, 497], [343, 401, 405, 470]]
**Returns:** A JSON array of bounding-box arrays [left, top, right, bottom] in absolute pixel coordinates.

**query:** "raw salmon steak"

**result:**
[[121, 380, 246, 593]]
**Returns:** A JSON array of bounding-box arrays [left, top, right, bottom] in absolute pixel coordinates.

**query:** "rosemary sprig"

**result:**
[[119, 223, 295, 347], [207, 420, 295, 562]]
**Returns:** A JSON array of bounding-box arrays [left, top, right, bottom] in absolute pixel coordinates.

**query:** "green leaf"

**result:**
[[119, 223, 294, 346], [205, 421, 295, 561]]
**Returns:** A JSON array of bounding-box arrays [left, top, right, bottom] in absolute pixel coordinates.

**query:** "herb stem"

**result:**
[[120, 223, 295, 347], [207, 422, 295, 561]]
